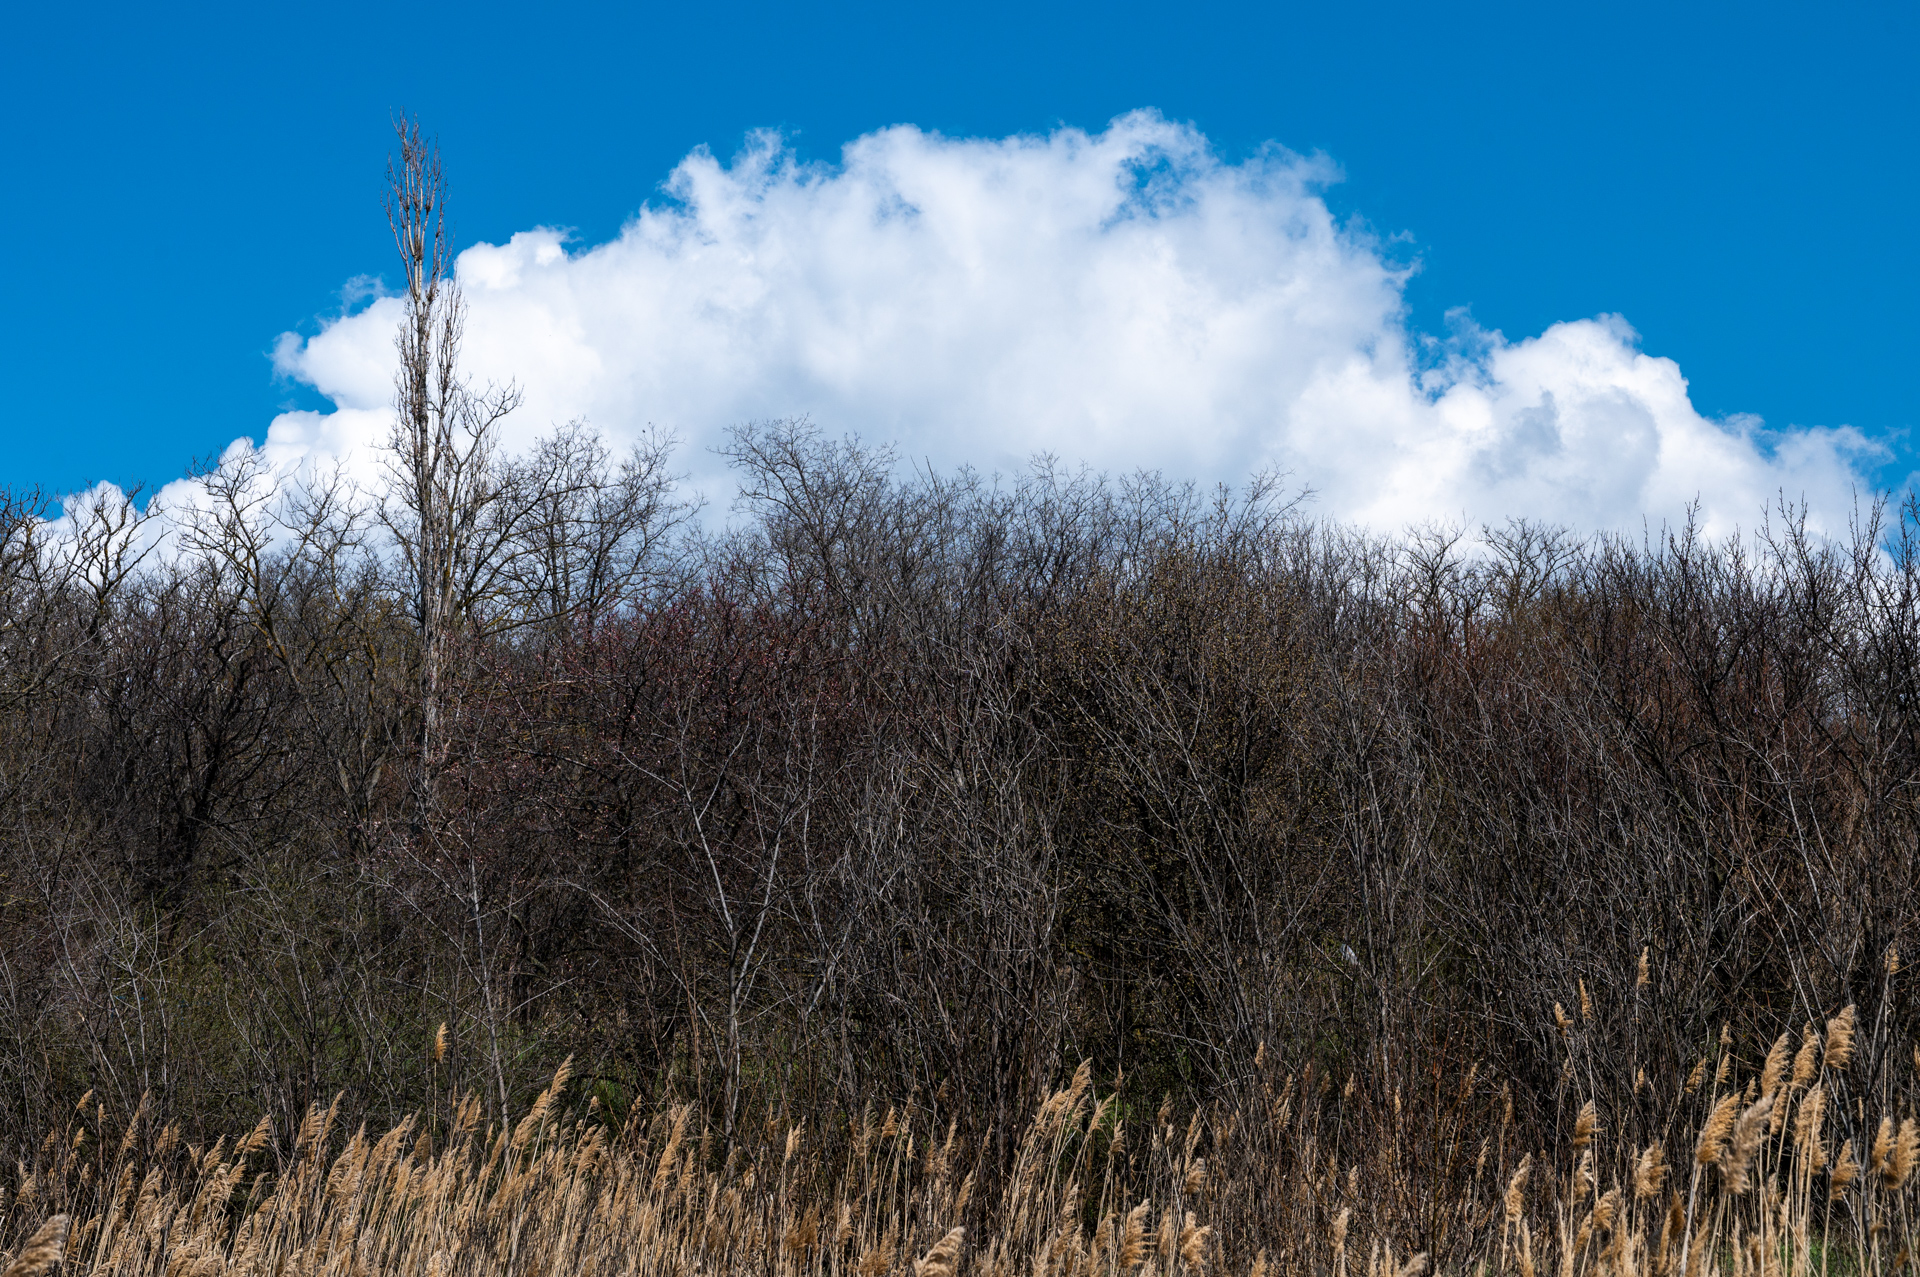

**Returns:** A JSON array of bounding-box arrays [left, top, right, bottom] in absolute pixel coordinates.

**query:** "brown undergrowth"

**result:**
[[2, 1011, 1916, 1276]]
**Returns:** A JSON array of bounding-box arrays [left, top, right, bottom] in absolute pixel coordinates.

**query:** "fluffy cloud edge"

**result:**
[[118, 111, 1888, 546]]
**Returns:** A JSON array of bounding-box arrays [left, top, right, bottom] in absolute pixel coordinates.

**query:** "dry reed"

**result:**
[[2, 1005, 1915, 1276]]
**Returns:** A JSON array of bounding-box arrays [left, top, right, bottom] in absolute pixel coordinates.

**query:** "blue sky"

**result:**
[[3, 0, 1914, 514]]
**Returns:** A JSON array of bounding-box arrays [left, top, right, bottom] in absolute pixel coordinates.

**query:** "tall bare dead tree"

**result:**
[[379, 117, 523, 818]]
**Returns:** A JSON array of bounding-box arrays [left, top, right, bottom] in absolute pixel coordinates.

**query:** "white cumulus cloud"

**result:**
[[253, 109, 1874, 537]]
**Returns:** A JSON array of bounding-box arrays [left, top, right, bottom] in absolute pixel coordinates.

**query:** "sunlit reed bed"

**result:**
[[3, 1009, 1916, 1276]]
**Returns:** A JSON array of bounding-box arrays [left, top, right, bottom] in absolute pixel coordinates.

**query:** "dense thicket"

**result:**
[[3, 421, 1917, 1217]]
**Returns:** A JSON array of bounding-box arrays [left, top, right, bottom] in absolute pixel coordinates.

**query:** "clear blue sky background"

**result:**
[[2, 0, 1913, 498]]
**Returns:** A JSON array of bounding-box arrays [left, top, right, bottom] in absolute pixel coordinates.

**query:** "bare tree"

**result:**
[[500, 422, 694, 632], [378, 116, 524, 816]]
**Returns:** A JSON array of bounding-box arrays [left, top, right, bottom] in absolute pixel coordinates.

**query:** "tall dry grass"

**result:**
[[2, 1011, 1915, 1276]]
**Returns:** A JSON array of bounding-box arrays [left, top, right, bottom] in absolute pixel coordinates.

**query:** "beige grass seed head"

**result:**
[[1831, 1139, 1861, 1199], [1118, 1201, 1151, 1272], [1505, 1153, 1534, 1221], [1824, 1006, 1857, 1071], [1, 1215, 68, 1277], [1572, 1100, 1598, 1150], [1888, 1118, 1918, 1191], [1759, 1032, 1791, 1099], [1721, 1094, 1774, 1194], [914, 1227, 965, 1277], [1794, 1084, 1828, 1169], [1178, 1212, 1211, 1269], [1696, 1094, 1742, 1166], [1791, 1026, 1821, 1090], [1870, 1116, 1895, 1182], [1634, 1143, 1668, 1200]]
